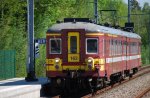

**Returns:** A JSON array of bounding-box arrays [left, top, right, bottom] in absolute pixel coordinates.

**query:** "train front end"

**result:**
[[46, 19, 105, 82]]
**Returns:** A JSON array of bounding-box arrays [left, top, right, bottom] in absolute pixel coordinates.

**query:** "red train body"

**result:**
[[46, 18, 141, 89]]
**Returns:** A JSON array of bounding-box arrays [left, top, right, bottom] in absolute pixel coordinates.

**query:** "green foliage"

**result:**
[[0, 0, 150, 77], [98, 0, 128, 26], [141, 45, 150, 64], [0, 0, 27, 77], [130, 2, 150, 65]]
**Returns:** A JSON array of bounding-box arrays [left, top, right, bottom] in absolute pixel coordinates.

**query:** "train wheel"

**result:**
[[88, 78, 95, 95], [129, 74, 133, 78], [96, 78, 105, 89], [129, 70, 133, 78], [118, 75, 123, 83]]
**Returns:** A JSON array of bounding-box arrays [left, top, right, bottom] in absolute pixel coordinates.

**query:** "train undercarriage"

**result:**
[[46, 67, 139, 95]]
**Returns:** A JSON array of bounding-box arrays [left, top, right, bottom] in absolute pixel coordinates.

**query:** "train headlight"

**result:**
[[55, 58, 60, 63], [54, 58, 60, 70], [87, 57, 94, 69], [55, 59, 59, 63], [88, 59, 92, 63], [87, 57, 93, 63]]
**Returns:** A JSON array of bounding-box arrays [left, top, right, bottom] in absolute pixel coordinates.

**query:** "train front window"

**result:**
[[86, 38, 98, 54], [50, 38, 61, 54], [70, 36, 77, 53]]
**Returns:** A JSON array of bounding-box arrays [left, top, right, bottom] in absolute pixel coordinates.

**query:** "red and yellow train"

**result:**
[[46, 18, 141, 91]]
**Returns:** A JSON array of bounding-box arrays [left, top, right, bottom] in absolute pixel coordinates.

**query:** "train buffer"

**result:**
[[0, 77, 48, 98]]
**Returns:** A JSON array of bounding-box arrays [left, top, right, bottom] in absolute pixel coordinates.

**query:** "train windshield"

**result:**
[[86, 38, 98, 54], [70, 36, 77, 53], [50, 38, 61, 54]]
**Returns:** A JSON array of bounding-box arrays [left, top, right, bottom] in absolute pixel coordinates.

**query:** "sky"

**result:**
[[123, 0, 150, 7]]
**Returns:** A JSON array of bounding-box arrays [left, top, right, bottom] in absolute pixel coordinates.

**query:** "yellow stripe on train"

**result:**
[[46, 58, 105, 71], [46, 59, 105, 64], [46, 65, 86, 71], [46, 33, 61, 36]]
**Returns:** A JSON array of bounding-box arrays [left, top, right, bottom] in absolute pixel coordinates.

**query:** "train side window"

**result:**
[[130, 42, 132, 54], [112, 39, 114, 56], [119, 40, 122, 55], [86, 38, 98, 54], [50, 38, 61, 54], [123, 41, 127, 55], [109, 39, 112, 56], [127, 42, 129, 55], [115, 40, 117, 55], [139, 42, 141, 53]]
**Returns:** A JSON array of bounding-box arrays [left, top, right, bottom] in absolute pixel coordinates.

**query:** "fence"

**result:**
[[0, 50, 16, 80]]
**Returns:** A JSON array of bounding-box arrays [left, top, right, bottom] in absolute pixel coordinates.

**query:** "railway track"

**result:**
[[81, 65, 150, 98], [135, 86, 150, 98], [139, 65, 150, 71]]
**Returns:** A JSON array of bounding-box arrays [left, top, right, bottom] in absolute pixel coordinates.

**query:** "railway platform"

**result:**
[[0, 77, 48, 98]]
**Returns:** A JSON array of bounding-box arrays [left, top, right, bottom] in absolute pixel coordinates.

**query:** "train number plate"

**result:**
[[68, 54, 79, 62]]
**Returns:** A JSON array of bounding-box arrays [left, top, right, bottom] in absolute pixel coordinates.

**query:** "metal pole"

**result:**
[[94, 0, 98, 24], [25, 0, 38, 81], [149, 14, 150, 63], [128, 0, 131, 23]]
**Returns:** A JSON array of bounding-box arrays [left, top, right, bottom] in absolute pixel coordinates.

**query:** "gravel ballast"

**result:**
[[95, 72, 150, 98]]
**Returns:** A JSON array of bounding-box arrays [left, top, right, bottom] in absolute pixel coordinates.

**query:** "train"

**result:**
[[45, 18, 141, 92]]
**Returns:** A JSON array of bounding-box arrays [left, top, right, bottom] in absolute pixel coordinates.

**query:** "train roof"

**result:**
[[47, 22, 141, 39]]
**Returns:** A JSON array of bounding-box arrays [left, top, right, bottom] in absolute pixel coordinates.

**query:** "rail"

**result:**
[[135, 87, 150, 98]]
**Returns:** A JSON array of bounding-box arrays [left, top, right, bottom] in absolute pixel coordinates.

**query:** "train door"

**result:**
[[61, 29, 85, 70], [68, 32, 80, 62], [126, 37, 130, 70], [122, 37, 127, 71]]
